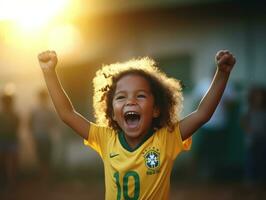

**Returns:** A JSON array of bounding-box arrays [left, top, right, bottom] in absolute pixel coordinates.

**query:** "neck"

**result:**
[[124, 135, 143, 149], [119, 129, 154, 152]]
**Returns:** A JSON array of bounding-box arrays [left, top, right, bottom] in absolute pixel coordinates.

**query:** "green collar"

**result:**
[[118, 129, 154, 152]]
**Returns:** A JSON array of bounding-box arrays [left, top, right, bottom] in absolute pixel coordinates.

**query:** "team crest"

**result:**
[[143, 147, 160, 175]]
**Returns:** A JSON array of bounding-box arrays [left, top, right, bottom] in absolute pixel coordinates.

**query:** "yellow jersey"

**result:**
[[84, 122, 191, 200]]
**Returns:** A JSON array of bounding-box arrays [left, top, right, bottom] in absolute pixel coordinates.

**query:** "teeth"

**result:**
[[125, 111, 138, 115], [124, 111, 140, 124], [124, 111, 140, 120]]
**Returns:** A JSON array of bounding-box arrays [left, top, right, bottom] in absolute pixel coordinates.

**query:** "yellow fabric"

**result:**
[[84, 122, 191, 200]]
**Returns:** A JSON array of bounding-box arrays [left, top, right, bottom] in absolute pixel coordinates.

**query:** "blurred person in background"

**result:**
[[29, 88, 58, 187], [242, 86, 266, 186], [0, 89, 20, 191]]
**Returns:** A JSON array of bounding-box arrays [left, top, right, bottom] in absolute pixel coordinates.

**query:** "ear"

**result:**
[[153, 106, 160, 118]]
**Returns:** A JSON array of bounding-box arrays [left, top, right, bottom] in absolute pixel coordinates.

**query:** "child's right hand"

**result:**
[[38, 50, 58, 71]]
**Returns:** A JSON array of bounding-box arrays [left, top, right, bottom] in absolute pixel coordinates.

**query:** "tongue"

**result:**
[[126, 118, 139, 129]]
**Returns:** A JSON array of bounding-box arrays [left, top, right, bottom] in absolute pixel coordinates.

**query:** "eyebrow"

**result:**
[[114, 89, 151, 96]]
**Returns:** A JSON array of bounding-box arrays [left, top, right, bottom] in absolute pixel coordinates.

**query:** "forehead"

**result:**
[[115, 74, 151, 93]]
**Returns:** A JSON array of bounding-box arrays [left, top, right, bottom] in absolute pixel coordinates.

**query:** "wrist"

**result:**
[[216, 67, 231, 76], [42, 68, 58, 79], [215, 68, 231, 82], [42, 67, 56, 74]]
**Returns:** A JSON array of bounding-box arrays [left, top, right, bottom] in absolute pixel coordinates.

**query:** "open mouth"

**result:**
[[124, 111, 140, 128]]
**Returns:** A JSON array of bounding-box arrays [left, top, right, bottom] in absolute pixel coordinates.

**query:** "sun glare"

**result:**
[[0, 0, 85, 62], [48, 24, 82, 55], [0, 0, 70, 31], [0, 0, 83, 54]]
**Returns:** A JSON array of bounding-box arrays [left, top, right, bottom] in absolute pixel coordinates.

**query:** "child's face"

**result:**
[[112, 74, 159, 146]]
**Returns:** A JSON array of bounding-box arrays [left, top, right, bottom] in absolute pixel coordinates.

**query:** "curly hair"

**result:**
[[93, 57, 183, 132]]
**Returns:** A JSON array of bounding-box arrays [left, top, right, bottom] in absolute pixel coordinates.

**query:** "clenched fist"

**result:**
[[215, 50, 236, 73], [38, 50, 58, 71]]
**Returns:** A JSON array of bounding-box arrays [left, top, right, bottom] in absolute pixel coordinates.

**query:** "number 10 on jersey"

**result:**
[[114, 171, 140, 200]]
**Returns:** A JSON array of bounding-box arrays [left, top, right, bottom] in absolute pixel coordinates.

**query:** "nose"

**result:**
[[126, 97, 137, 106]]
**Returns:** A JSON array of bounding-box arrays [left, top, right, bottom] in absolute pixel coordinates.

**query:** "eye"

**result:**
[[115, 95, 125, 100], [137, 94, 146, 98]]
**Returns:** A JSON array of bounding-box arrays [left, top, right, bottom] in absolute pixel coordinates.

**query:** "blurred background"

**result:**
[[0, 0, 266, 199]]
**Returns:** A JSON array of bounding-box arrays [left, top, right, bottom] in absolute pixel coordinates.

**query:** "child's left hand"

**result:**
[[215, 50, 236, 73]]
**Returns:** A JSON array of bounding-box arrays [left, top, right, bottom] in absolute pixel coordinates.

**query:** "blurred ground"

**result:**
[[1, 177, 265, 200], [0, 179, 104, 200]]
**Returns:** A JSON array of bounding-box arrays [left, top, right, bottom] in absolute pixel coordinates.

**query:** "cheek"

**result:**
[[112, 102, 121, 121]]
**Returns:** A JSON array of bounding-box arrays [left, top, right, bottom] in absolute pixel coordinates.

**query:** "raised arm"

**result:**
[[38, 50, 90, 139], [179, 50, 236, 140]]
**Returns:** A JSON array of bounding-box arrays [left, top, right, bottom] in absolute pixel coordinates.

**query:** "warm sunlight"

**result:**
[[48, 24, 83, 55], [0, 0, 70, 31], [0, 0, 84, 57]]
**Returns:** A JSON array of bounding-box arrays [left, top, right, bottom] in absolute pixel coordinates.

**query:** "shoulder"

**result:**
[[155, 124, 191, 159], [89, 122, 116, 138], [85, 122, 116, 155], [155, 124, 180, 139]]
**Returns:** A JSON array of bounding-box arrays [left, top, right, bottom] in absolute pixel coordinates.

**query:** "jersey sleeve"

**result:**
[[171, 123, 192, 159], [84, 122, 112, 159]]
